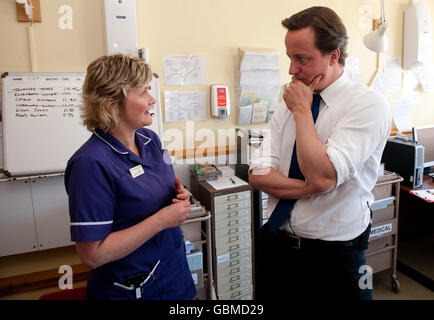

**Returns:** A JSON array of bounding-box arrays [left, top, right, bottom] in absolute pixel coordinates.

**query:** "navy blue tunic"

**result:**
[[65, 128, 196, 300]]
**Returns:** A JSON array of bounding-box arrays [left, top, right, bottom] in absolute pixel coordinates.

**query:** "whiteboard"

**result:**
[[1, 72, 163, 176]]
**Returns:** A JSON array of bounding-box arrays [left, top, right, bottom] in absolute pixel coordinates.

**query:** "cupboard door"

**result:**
[[0, 179, 38, 256], [31, 176, 73, 250]]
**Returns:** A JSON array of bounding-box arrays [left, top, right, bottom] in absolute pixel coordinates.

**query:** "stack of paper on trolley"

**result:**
[[206, 176, 248, 190]]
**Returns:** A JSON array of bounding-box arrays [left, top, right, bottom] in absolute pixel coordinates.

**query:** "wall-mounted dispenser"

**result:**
[[211, 85, 230, 120], [403, 0, 432, 69], [104, 0, 139, 56]]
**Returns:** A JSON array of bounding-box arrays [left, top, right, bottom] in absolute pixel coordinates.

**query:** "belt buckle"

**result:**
[[288, 234, 301, 250]]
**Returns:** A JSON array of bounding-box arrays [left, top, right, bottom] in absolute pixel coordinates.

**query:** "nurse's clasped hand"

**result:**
[[157, 200, 191, 230], [155, 177, 191, 229], [172, 177, 190, 203]]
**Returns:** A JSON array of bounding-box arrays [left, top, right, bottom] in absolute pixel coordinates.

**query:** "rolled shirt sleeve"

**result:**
[[249, 102, 285, 172], [326, 92, 391, 187]]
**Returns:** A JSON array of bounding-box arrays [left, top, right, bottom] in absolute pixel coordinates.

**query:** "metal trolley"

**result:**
[[367, 171, 403, 293], [182, 209, 217, 300]]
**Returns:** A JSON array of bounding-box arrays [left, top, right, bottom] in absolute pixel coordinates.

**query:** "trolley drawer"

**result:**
[[214, 215, 250, 230], [371, 184, 392, 200], [372, 205, 395, 224], [219, 285, 253, 300], [217, 276, 252, 294], [214, 208, 249, 222], [216, 247, 251, 270], [217, 270, 252, 289], [366, 249, 393, 273], [214, 224, 251, 240], [217, 262, 252, 281], [366, 235, 394, 254], [214, 191, 250, 205], [216, 239, 251, 255], [214, 200, 250, 213], [214, 230, 251, 246]]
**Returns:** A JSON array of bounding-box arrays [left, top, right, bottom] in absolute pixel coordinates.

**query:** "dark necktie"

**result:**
[[268, 93, 321, 232]]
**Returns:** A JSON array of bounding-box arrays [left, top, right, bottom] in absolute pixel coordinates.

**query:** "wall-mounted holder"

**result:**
[[16, 0, 42, 23]]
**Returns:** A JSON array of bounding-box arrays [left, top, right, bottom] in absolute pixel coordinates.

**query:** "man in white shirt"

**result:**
[[249, 6, 391, 300]]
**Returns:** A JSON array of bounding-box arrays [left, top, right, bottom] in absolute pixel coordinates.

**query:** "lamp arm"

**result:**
[[380, 0, 386, 25]]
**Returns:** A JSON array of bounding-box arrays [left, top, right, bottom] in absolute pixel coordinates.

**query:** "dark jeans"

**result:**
[[255, 222, 373, 300]]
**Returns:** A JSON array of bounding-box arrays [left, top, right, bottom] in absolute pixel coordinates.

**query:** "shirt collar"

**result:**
[[94, 129, 153, 156], [318, 71, 349, 109]]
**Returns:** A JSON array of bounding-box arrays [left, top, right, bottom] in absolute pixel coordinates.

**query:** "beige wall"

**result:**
[[1, 0, 434, 152]]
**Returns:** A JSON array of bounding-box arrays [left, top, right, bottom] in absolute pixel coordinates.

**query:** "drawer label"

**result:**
[[217, 253, 230, 264], [370, 223, 392, 238]]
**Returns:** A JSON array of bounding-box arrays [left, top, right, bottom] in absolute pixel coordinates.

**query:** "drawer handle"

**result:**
[[228, 195, 238, 201], [231, 283, 241, 290], [230, 267, 240, 274], [229, 236, 239, 242], [231, 291, 241, 298], [230, 260, 240, 267], [228, 228, 238, 234], [230, 252, 240, 259], [228, 212, 238, 217], [231, 275, 240, 282], [228, 203, 239, 210], [229, 244, 239, 251], [228, 220, 239, 226]]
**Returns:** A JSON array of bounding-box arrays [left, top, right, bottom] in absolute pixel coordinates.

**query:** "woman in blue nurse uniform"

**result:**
[[65, 54, 196, 300]]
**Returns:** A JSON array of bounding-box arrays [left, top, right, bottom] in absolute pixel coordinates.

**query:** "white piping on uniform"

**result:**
[[70, 220, 113, 226], [113, 259, 161, 291], [136, 132, 152, 146], [94, 131, 129, 155]]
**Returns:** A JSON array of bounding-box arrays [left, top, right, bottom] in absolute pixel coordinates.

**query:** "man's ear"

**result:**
[[329, 48, 340, 66]]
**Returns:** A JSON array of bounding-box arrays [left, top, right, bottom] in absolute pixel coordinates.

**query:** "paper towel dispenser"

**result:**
[[403, 1, 432, 69]]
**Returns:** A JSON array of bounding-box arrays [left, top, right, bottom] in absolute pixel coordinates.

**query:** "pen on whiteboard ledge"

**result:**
[[229, 177, 236, 184]]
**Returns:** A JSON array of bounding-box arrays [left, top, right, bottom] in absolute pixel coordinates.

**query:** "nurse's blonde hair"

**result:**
[[81, 54, 153, 132]]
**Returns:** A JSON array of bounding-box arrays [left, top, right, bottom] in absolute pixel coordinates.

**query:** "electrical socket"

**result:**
[[16, 0, 42, 22]]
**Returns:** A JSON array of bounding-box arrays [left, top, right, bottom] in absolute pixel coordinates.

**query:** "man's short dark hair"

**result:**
[[282, 6, 348, 66]]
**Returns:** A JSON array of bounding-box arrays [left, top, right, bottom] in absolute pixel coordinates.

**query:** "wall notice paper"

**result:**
[[241, 52, 279, 69], [239, 67, 280, 86], [239, 84, 281, 103], [251, 102, 268, 124], [402, 70, 419, 105], [238, 104, 253, 125], [206, 175, 248, 190], [164, 91, 207, 122], [238, 50, 281, 124], [419, 64, 434, 93], [392, 99, 413, 132], [370, 70, 389, 97], [384, 57, 402, 91], [345, 57, 363, 85], [163, 55, 207, 86]]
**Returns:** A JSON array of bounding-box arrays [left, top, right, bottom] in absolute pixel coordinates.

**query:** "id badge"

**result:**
[[129, 165, 144, 178]]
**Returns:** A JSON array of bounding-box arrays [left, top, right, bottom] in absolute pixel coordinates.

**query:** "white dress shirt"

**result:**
[[249, 72, 391, 241]]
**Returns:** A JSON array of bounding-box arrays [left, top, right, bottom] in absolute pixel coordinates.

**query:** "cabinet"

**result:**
[[190, 176, 254, 300], [0, 175, 72, 257], [366, 171, 403, 293]]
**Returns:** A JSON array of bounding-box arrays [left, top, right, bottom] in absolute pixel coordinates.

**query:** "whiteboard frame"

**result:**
[[1, 72, 163, 176]]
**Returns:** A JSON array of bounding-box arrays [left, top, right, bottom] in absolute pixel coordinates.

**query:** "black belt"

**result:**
[[276, 229, 355, 250]]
